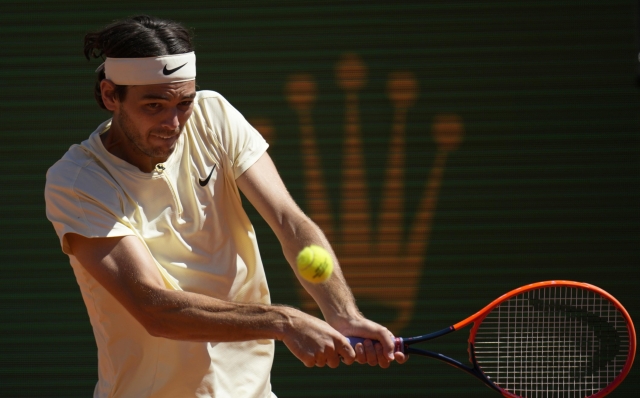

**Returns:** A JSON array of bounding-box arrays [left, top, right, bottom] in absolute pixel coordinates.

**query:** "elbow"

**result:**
[[132, 306, 169, 338], [145, 323, 168, 338], [127, 291, 181, 339], [139, 310, 186, 339], [279, 212, 316, 241]]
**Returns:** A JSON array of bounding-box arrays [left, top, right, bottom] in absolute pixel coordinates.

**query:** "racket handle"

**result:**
[[346, 336, 405, 353]]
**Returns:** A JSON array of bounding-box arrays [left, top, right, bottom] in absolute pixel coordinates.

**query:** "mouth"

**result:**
[[149, 132, 181, 149], [151, 133, 178, 140]]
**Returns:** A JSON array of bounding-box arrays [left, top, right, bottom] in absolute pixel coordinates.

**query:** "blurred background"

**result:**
[[1, 1, 638, 396]]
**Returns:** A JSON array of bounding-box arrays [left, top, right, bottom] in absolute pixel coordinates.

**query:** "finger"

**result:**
[[326, 352, 341, 369], [302, 355, 315, 368], [314, 351, 327, 368], [394, 351, 408, 364], [375, 342, 391, 368], [324, 345, 342, 369], [337, 339, 356, 366], [354, 342, 367, 364], [381, 330, 396, 361], [363, 339, 378, 366]]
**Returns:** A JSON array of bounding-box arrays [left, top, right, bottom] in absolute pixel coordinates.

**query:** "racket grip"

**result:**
[[346, 336, 405, 353]]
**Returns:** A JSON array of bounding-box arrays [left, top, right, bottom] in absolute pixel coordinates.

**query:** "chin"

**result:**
[[152, 148, 175, 159]]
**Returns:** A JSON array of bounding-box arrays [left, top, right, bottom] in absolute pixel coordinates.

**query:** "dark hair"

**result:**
[[83, 15, 195, 109]]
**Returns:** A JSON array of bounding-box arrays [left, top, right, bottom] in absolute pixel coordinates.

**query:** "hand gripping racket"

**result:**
[[347, 281, 636, 397]]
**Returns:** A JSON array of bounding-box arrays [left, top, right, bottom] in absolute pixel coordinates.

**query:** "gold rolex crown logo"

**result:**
[[255, 53, 464, 333]]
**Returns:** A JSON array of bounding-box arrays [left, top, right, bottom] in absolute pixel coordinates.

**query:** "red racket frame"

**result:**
[[348, 281, 636, 397], [460, 281, 636, 397]]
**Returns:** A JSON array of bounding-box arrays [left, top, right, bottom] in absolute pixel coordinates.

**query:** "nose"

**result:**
[[161, 107, 180, 131]]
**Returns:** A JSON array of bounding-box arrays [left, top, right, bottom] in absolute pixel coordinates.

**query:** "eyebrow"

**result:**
[[141, 92, 197, 101]]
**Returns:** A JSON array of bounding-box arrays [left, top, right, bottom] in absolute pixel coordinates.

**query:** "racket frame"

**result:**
[[392, 281, 636, 398], [399, 327, 503, 393]]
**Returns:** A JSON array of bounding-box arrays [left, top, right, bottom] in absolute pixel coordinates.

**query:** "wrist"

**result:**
[[270, 304, 297, 341], [324, 306, 364, 329]]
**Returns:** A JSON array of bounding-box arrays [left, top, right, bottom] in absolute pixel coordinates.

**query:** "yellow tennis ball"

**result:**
[[296, 245, 333, 283]]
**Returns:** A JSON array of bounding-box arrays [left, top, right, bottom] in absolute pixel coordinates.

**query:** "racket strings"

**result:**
[[473, 286, 630, 398]]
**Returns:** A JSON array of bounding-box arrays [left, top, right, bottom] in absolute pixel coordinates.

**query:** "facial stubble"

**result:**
[[116, 105, 181, 159]]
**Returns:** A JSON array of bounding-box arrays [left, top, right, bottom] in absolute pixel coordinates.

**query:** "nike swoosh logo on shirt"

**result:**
[[199, 165, 217, 186], [163, 63, 188, 75]]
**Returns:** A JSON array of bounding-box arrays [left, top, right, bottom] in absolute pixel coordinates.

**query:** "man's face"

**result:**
[[112, 81, 197, 160]]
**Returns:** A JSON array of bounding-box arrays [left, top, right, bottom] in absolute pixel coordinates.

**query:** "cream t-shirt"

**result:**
[[45, 91, 276, 398]]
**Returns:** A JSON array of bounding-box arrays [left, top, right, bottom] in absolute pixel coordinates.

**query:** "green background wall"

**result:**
[[1, 1, 638, 396]]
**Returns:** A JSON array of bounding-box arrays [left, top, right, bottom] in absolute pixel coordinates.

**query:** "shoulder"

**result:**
[[194, 90, 229, 107], [46, 145, 94, 190], [45, 145, 122, 206], [188, 90, 255, 144], [191, 90, 246, 122]]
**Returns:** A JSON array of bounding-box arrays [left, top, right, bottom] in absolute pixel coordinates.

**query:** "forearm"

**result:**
[[66, 234, 298, 343], [137, 288, 293, 342], [236, 154, 401, 366], [136, 286, 362, 369], [277, 214, 362, 325]]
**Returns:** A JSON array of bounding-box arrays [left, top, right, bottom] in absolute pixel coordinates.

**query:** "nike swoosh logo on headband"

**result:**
[[163, 63, 188, 75]]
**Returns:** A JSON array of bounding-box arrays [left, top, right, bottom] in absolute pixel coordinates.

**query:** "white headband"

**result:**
[[102, 52, 196, 85]]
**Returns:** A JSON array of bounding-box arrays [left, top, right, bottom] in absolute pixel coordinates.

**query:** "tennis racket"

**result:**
[[347, 281, 636, 398]]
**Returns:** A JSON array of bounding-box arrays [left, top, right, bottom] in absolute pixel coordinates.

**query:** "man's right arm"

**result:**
[[66, 233, 355, 368]]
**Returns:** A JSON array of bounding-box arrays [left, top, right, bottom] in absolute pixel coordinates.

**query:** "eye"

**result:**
[[145, 103, 161, 111], [179, 100, 194, 108]]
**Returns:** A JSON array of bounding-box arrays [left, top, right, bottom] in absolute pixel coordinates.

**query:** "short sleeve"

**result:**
[[45, 155, 135, 255], [195, 92, 269, 180]]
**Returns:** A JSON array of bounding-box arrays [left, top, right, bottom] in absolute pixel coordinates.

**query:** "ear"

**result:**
[[100, 79, 119, 112]]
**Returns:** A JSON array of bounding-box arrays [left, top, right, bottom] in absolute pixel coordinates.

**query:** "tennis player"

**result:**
[[44, 15, 406, 398]]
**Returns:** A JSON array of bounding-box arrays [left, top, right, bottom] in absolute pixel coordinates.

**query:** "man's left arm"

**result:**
[[236, 152, 407, 367]]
